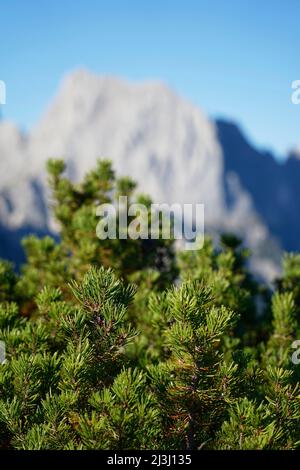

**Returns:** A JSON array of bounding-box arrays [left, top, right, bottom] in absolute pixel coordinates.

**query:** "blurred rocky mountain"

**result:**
[[0, 69, 292, 281]]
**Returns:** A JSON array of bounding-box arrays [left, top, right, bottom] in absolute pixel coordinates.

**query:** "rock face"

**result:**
[[0, 69, 293, 280], [216, 121, 300, 258], [29, 70, 226, 224]]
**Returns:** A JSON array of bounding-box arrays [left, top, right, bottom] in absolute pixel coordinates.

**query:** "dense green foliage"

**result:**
[[1, 159, 300, 450]]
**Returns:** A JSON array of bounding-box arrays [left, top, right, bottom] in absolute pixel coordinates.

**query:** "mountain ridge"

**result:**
[[0, 69, 294, 280]]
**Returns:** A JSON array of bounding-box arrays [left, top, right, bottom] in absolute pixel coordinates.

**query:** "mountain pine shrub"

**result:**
[[0, 159, 300, 450]]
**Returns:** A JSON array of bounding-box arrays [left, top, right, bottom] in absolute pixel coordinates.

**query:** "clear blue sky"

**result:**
[[0, 0, 299, 157]]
